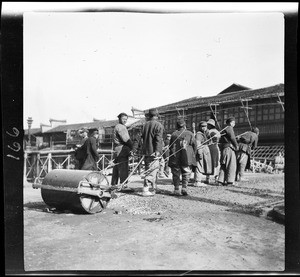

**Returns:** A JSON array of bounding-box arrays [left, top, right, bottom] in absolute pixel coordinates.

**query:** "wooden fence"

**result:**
[[24, 149, 116, 182]]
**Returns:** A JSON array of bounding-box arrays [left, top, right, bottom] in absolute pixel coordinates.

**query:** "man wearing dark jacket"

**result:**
[[81, 130, 100, 171], [74, 127, 89, 169], [217, 117, 238, 186], [168, 117, 197, 196], [111, 113, 134, 186], [236, 126, 259, 182], [141, 108, 164, 196]]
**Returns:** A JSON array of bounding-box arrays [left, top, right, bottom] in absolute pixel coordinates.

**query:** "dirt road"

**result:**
[[24, 172, 284, 272]]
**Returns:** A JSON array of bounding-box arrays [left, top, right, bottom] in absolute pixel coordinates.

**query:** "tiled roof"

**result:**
[[24, 128, 41, 135], [148, 83, 284, 113], [218, 83, 251, 94], [44, 119, 119, 133], [42, 118, 144, 134]]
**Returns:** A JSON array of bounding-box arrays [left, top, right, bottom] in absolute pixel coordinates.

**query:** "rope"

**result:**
[[111, 155, 145, 191], [142, 126, 229, 175], [159, 127, 187, 158]]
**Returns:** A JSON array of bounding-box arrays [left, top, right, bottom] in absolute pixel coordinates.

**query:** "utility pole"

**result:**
[[27, 117, 33, 148]]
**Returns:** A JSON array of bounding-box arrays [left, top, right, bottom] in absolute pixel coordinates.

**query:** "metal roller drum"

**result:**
[[40, 169, 111, 214]]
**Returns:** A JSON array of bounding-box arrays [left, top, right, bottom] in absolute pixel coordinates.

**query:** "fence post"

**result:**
[[36, 153, 40, 179], [102, 154, 105, 171], [24, 152, 28, 183], [48, 152, 52, 172], [67, 154, 70, 169]]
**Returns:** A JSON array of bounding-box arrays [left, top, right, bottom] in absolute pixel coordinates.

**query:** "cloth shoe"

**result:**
[[194, 182, 207, 187], [173, 189, 182, 196], [181, 188, 188, 196], [142, 186, 154, 197]]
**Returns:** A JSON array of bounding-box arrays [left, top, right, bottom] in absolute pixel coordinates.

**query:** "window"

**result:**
[[249, 107, 256, 123], [257, 106, 262, 121], [233, 107, 239, 124], [263, 106, 269, 121], [269, 107, 275, 120], [239, 108, 245, 123]]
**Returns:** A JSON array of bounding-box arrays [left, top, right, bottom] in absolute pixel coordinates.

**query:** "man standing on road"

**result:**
[[141, 108, 164, 196], [111, 113, 135, 186], [168, 117, 197, 196], [217, 117, 238, 186], [81, 130, 100, 171], [74, 128, 89, 169], [236, 126, 259, 182], [194, 121, 212, 187], [206, 119, 221, 184]]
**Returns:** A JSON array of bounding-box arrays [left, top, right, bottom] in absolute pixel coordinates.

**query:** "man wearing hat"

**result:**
[[111, 113, 135, 187], [81, 129, 100, 170], [206, 119, 221, 184], [141, 108, 164, 196], [236, 126, 259, 182], [217, 117, 238, 186], [168, 117, 197, 196], [194, 121, 212, 187]]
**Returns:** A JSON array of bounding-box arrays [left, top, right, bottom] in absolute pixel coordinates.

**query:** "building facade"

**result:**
[[146, 83, 284, 146]]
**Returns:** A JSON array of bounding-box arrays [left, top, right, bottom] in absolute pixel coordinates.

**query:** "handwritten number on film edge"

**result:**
[[6, 128, 21, 160]]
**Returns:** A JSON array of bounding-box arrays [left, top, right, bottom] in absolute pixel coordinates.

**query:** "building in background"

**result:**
[[24, 117, 143, 150], [24, 83, 284, 161], [145, 83, 284, 161]]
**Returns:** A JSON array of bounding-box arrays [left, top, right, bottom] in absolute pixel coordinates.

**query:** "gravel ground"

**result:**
[[107, 172, 284, 219], [23, 171, 285, 272]]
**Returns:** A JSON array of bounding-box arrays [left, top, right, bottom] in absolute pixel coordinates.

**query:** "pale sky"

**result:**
[[8, 3, 290, 128]]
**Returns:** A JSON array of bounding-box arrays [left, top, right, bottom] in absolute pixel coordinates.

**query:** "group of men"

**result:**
[[74, 109, 259, 197], [74, 128, 100, 171]]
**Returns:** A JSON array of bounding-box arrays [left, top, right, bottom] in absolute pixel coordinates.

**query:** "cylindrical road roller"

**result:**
[[35, 169, 112, 214]]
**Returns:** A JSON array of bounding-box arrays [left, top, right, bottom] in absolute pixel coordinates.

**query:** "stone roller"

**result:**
[[34, 169, 112, 214]]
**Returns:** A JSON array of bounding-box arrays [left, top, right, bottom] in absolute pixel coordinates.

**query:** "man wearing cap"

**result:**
[[206, 119, 221, 184], [194, 121, 212, 187], [81, 129, 100, 170], [236, 126, 259, 182], [111, 113, 134, 187], [141, 108, 164, 196], [74, 128, 89, 169], [217, 117, 238, 186], [168, 117, 197, 196]]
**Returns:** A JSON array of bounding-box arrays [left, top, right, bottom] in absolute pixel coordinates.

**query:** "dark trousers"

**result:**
[[111, 145, 130, 186], [218, 147, 237, 184], [171, 165, 192, 189], [236, 151, 248, 181], [144, 156, 160, 188]]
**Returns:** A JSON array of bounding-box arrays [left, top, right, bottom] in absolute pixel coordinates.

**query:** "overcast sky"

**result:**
[[4, 3, 291, 128]]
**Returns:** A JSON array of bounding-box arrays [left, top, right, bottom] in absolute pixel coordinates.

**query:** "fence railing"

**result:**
[[24, 149, 117, 182]]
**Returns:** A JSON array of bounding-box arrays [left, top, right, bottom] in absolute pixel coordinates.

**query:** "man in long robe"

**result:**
[[217, 117, 238, 186], [206, 119, 221, 184], [194, 121, 212, 187], [81, 130, 100, 171], [141, 108, 164, 196]]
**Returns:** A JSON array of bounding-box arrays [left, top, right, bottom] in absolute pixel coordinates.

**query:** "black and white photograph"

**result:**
[[2, 2, 299, 275]]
